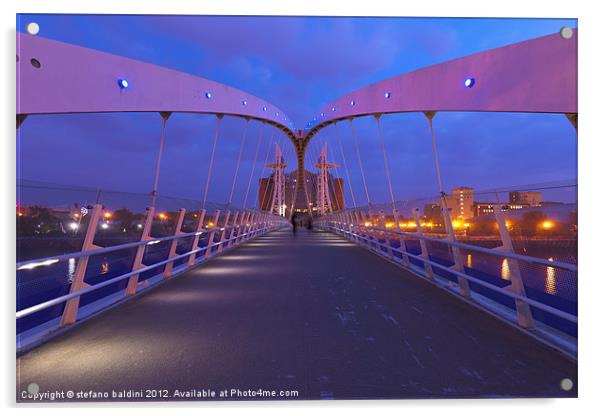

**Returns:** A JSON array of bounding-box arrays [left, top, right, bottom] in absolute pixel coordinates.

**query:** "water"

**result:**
[[16, 236, 208, 333]]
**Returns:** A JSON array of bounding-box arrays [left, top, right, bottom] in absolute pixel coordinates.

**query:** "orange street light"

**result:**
[[542, 221, 554, 230]]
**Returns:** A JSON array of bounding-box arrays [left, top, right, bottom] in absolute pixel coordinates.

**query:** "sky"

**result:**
[[16, 14, 578, 210]]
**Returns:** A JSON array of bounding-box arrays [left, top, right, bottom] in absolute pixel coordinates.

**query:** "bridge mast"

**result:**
[[265, 144, 287, 217], [315, 143, 338, 216]]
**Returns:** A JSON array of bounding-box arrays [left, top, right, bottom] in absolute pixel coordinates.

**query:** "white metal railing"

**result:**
[[16, 204, 287, 334], [316, 218, 578, 333]]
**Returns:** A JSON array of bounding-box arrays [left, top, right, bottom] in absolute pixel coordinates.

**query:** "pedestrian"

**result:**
[[291, 212, 297, 234]]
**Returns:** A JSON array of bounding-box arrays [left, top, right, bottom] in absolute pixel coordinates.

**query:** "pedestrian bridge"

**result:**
[[17, 228, 576, 399], [16, 27, 577, 400]]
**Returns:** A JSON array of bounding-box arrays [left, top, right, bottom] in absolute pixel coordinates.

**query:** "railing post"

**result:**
[[360, 211, 374, 249], [234, 211, 247, 245], [493, 206, 535, 329], [205, 209, 221, 259], [164, 208, 186, 278], [393, 209, 411, 267], [440, 198, 471, 298], [413, 208, 434, 280], [346, 212, 356, 241], [125, 206, 155, 296], [187, 209, 206, 266], [239, 212, 251, 242], [217, 210, 231, 254], [351, 210, 358, 245], [227, 210, 240, 248], [245, 211, 254, 238], [60, 204, 103, 325]]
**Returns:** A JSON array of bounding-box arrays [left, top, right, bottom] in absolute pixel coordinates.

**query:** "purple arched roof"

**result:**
[[303, 30, 577, 139], [16, 33, 297, 137]]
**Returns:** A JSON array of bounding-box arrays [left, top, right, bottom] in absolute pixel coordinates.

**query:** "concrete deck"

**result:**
[[17, 229, 577, 401]]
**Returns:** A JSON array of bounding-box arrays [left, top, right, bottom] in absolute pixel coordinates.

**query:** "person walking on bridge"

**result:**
[[291, 212, 297, 234]]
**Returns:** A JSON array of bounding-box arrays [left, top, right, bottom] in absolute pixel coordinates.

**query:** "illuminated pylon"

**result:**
[[315, 143, 338, 216], [265, 144, 287, 216]]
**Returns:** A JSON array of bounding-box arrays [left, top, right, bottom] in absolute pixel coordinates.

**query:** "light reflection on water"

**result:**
[[546, 257, 557, 295], [466, 254, 472, 268], [501, 258, 510, 280], [67, 257, 76, 283]]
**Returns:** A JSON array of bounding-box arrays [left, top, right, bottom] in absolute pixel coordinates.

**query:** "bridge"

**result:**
[[16, 27, 577, 401]]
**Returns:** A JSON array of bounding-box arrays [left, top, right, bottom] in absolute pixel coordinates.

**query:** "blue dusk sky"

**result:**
[[16, 15, 577, 209]]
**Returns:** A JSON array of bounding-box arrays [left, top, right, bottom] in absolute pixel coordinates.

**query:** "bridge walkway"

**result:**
[[17, 228, 577, 400]]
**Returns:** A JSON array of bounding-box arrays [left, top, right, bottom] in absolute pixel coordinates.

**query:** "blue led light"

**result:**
[[117, 79, 129, 89], [205, 92, 212, 99], [331, 106, 336, 112], [262, 106, 267, 112], [320, 113, 324, 117], [384, 92, 391, 99], [350, 100, 356, 106], [464, 77, 476, 88], [242, 100, 248, 106]]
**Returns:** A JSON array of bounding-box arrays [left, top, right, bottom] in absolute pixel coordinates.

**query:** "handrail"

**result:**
[[329, 221, 577, 272], [16, 225, 274, 319], [16, 221, 267, 269], [319, 222, 577, 324]]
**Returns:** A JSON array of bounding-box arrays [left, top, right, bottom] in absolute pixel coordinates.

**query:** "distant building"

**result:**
[[258, 170, 344, 215], [423, 203, 442, 222], [447, 187, 474, 220], [473, 202, 530, 217], [509, 191, 542, 206]]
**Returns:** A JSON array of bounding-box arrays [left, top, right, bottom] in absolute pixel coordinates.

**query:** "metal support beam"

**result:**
[[493, 206, 535, 329], [60, 204, 103, 325], [205, 210, 221, 259], [164, 208, 186, 278], [413, 208, 434, 280], [126, 206, 155, 296], [217, 210, 231, 254], [187, 209, 206, 266]]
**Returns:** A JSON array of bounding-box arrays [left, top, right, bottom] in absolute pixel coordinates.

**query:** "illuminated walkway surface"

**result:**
[[17, 229, 576, 400]]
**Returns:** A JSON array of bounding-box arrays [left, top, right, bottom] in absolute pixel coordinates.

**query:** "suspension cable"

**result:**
[[150, 112, 171, 209], [350, 118, 371, 213], [335, 122, 357, 209], [242, 122, 265, 209], [227, 118, 250, 206], [375, 114, 398, 217], [425, 112, 444, 196], [202, 114, 223, 209]]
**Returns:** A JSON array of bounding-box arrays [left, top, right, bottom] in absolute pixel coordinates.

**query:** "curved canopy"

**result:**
[[303, 29, 577, 140], [16, 33, 296, 138]]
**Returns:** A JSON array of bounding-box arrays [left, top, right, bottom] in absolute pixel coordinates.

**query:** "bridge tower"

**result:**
[[265, 144, 287, 216], [315, 143, 338, 216]]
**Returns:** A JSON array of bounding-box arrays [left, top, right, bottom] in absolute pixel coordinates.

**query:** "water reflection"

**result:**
[[67, 257, 76, 283], [546, 257, 557, 295], [100, 260, 110, 275], [501, 258, 510, 280], [466, 254, 472, 268]]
